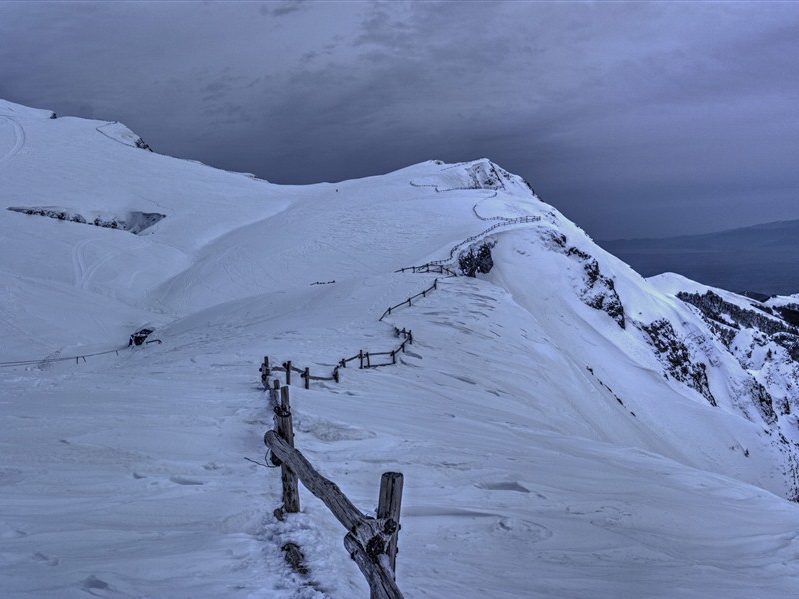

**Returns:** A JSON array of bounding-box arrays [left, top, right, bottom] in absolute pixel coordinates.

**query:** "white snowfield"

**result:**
[[2, 98, 799, 598]]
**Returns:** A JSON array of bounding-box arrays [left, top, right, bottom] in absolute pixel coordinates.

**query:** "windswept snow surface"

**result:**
[[2, 99, 799, 597]]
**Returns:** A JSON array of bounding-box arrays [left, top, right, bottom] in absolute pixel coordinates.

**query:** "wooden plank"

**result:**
[[377, 473, 403, 575], [275, 386, 300, 513], [344, 533, 404, 599], [264, 431, 388, 548], [269, 379, 280, 409], [261, 356, 270, 388]]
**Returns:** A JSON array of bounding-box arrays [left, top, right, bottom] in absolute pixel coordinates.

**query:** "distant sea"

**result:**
[[600, 219, 799, 297]]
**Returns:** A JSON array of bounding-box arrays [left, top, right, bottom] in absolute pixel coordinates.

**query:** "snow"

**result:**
[[2, 99, 799, 597]]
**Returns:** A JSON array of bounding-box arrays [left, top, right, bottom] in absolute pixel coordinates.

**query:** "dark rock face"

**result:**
[[135, 137, 153, 152], [746, 378, 779, 424], [128, 328, 154, 346], [567, 247, 626, 329], [541, 232, 626, 328], [677, 290, 799, 362], [7, 207, 165, 235], [639, 319, 718, 407], [458, 243, 494, 277]]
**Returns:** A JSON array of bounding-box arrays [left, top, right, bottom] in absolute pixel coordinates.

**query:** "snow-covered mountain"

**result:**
[[3, 99, 799, 598]]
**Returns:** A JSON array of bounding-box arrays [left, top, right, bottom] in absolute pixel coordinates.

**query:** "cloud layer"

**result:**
[[1, 1, 797, 237]]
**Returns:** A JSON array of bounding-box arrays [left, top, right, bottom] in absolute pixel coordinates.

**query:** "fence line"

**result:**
[[262, 205, 541, 390], [0, 343, 159, 369], [401, 215, 541, 273], [264, 383, 404, 598], [262, 327, 415, 390], [258, 197, 545, 594]]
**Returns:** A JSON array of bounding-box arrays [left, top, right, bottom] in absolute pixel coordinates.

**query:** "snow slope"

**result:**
[[2, 99, 799, 597]]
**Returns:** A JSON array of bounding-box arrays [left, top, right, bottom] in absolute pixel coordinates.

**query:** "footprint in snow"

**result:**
[[476, 481, 530, 493], [32, 552, 59, 566], [82, 575, 114, 595], [169, 476, 204, 486]]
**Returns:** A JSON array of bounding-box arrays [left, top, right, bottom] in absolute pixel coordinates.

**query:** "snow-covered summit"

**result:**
[[2, 101, 799, 597]]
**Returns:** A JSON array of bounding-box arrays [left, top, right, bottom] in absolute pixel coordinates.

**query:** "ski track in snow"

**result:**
[[0, 115, 25, 165]]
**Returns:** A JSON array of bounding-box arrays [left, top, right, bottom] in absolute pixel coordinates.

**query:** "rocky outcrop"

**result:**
[[7, 206, 165, 234], [458, 242, 494, 277], [638, 319, 717, 406]]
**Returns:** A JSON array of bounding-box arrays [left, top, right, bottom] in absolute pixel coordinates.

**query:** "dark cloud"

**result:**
[[0, 1, 797, 237]]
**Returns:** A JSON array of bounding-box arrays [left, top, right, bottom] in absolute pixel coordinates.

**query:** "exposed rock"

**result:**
[[135, 137, 153, 152], [7, 206, 165, 235], [639, 319, 717, 406], [458, 242, 494, 277], [567, 247, 626, 329]]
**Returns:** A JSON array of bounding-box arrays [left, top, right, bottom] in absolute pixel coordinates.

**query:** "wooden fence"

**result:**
[[261, 326, 414, 390], [260, 211, 540, 390], [420, 215, 541, 268], [258, 201, 545, 596], [264, 382, 404, 598]]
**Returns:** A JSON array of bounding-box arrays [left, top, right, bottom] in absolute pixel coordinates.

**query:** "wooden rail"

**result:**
[[261, 325, 415, 390], [259, 205, 541, 390], [264, 384, 404, 598], [256, 198, 543, 595]]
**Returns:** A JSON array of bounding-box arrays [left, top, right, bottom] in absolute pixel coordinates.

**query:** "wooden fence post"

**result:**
[[377, 472, 404, 577], [391, 350, 396, 365], [270, 379, 280, 408], [285, 360, 292, 385], [359, 350, 364, 369], [303, 367, 310, 389], [366, 352, 371, 368], [261, 356, 270, 388], [275, 385, 300, 514]]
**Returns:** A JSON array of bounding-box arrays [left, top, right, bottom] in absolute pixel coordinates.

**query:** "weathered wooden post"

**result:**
[[284, 360, 292, 385], [391, 350, 396, 365], [365, 352, 371, 368], [303, 367, 310, 389], [270, 379, 280, 409], [261, 356, 270, 388], [274, 385, 300, 514], [377, 472, 403, 577], [359, 350, 364, 369]]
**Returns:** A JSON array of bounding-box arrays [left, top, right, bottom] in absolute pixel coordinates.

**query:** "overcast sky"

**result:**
[[1, 1, 797, 238]]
